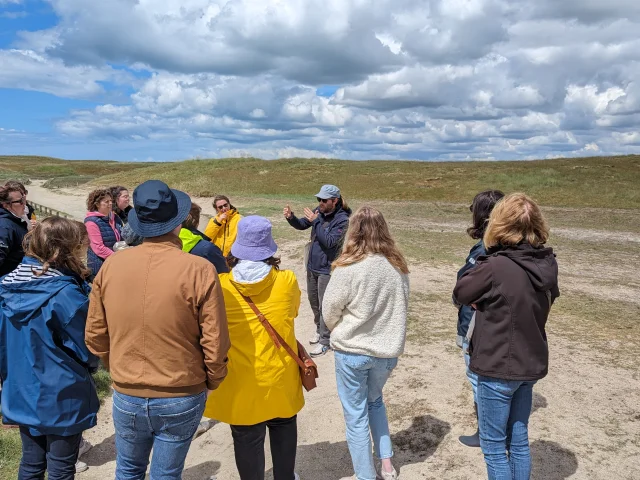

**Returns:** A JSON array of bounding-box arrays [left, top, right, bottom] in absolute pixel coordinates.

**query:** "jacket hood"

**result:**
[[229, 266, 277, 297], [493, 244, 558, 292], [179, 228, 202, 253], [0, 276, 83, 326]]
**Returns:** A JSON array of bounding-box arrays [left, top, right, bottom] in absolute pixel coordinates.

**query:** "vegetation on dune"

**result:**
[[2, 154, 639, 209]]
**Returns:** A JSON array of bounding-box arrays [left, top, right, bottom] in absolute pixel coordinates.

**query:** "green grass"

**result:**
[[0, 368, 112, 479], [74, 154, 640, 209]]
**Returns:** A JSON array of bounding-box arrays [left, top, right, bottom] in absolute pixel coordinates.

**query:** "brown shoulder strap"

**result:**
[[233, 284, 307, 371]]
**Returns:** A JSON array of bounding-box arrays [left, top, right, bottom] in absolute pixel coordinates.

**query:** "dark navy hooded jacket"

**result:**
[[0, 207, 28, 277], [0, 257, 99, 436], [455, 240, 486, 338], [286, 204, 351, 275]]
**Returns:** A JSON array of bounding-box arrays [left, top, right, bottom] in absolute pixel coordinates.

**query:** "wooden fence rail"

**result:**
[[27, 201, 71, 219]]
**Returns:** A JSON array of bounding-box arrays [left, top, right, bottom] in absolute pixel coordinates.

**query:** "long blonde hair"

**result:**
[[332, 205, 409, 274], [483, 193, 549, 249]]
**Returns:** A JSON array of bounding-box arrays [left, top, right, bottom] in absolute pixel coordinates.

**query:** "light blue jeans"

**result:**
[[112, 390, 206, 480], [462, 339, 478, 403], [477, 376, 536, 480], [334, 351, 398, 480]]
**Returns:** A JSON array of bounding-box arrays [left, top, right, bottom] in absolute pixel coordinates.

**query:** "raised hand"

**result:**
[[283, 205, 293, 219], [304, 207, 318, 222]]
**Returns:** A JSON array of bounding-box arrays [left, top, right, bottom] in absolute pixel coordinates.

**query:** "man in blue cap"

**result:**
[[86, 180, 231, 479], [284, 184, 352, 357]]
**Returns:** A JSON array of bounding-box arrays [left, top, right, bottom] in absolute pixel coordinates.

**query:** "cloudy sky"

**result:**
[[1, 0, 640, 161]]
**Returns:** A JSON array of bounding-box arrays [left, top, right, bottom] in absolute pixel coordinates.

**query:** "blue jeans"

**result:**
[[18, 427, 81, 480], [112, 390, 206, 480], [477, 376, 536, 480], [462, 339, 478, 404], [334, 351, 398, 480]]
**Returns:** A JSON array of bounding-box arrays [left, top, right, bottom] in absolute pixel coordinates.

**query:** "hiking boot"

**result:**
[[75, 460, 88, 473], [78, 438, 93, 458], [458, 403, 481, 448], [309, 332, 320, 345], [309, 344, 332, 357]]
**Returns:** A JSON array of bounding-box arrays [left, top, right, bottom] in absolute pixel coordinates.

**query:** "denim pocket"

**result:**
[[339, 352, 374, 370], [113, 402, 137, 440], [386, 357, 398, 371], [158, 400, 205, 441]]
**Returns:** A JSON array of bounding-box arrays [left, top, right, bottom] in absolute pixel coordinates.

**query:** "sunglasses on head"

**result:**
[[216, 203, 230, 210], [316, 197, 331, 203]]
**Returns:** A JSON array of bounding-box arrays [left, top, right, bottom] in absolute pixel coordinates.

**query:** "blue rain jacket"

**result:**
[[0, 257, 100, 436]]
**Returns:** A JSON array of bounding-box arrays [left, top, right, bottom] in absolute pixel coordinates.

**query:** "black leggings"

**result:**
[[230, 415, 297, 480]]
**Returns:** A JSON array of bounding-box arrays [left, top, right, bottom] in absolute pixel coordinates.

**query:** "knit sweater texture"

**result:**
[[322, 254, 409, 358]]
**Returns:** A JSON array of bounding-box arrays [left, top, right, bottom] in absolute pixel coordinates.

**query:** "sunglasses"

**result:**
[[316, 198, 331, 203], [9, 197, 26, 205], [216, 203, 230, 210]]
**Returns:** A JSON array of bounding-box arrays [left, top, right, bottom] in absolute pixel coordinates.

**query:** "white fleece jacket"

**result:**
[[322, 254, 410, 358]]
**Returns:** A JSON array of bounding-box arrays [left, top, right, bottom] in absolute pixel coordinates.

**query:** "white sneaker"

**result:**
[[309, 332, 320, 345], [75, 460, 88, 473], [294, 474, 300, 480], [194, 418, 218, 439], [309, 343, 332, 357], [78, 438, 92, 458], [377, 466, 398, 480]]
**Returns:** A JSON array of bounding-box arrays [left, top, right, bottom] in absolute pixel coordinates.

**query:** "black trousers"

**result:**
[[307, 270, 331, 346], [230, 415, 297, 480], [18, 427, 81, 480]]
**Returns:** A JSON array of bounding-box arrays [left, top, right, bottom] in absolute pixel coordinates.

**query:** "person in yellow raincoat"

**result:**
[[204, 195, 242, 257], [204, 215, 304, 480]]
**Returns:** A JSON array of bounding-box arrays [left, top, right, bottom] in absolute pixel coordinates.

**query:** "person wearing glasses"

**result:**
[[0, 183, 29, 278], [3, 181, 37, 229], [283, 184, 352, 357], [84, 189, 123, 278], [204, 195, 243, 258]]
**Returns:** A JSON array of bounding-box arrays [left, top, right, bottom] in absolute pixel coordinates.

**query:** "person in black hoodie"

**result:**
[[454, 190, 504, 448], [110, 186, 132, 224], [454, 193, 559, 480], [0, 183, 29, 277]]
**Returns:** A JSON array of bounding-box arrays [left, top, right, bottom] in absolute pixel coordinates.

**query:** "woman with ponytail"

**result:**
[[0, 217, 99, 480]]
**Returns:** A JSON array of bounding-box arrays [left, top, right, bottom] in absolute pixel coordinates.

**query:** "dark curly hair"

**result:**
[[467, 190, 505, 240], [86, 189, 113, 212], [226, 255, 281, 270]]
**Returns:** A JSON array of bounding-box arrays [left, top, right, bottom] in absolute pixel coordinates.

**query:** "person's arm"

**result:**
[[286, 212, 312, 230], [313, 215, 348, 249], [199, 269, 231, 391], [204, 217, 224, 240], [58, 288, 100, 373], [85, 221, 115, 259], [322, 268, 351, 331], [453, 260, 494, 307], [85, 273, 111, 370]]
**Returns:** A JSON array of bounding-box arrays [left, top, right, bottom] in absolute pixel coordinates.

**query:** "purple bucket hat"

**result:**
[[231, 216, 278, 261]]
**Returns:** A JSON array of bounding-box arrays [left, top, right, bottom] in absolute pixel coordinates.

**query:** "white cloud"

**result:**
[[1, 0, 640, 159]]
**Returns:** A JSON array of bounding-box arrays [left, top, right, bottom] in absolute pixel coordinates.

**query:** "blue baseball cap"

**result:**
[[315, 184, 340, 199]]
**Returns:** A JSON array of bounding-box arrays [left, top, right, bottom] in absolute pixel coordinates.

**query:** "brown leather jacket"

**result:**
[[86, 235, 230, 397], [454, 243, 559, 381]]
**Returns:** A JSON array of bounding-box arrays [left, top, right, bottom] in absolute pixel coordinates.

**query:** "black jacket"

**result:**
[[286, 204, 351, 275], [453, 243, 560, 381], [0, 207, 28, 277]]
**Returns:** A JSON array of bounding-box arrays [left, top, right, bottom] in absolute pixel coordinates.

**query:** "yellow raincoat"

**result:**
[[204, 267, 304, 425], [204, 208, 241, 257]]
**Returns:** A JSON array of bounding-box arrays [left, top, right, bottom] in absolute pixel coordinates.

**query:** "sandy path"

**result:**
[[26, 186, 640, 480]]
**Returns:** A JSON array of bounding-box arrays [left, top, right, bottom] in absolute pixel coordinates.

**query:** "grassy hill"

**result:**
[[1, 154, 639, 209]]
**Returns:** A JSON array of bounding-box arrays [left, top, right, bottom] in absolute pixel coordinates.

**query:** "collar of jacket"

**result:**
[[143, 234, 183, 249], [0, 206, 27, 226]]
